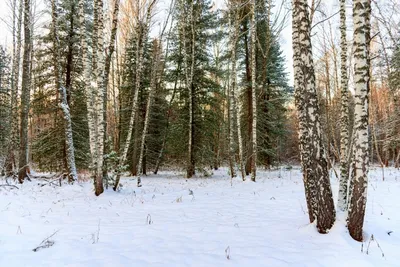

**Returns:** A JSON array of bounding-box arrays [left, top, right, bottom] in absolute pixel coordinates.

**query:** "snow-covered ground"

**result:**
[[1, 167, 399, 267]]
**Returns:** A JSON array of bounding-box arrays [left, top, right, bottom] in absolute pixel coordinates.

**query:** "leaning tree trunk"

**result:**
[[338, 0, 350, 211], [113, 1, 155, 191], [292, 0, 336, 233], [137, 39, 161, 187], [347, 0, 371, 242], [51, 0, 78, 183], [250, 0, 257, 182], [18, 0, 32, 183]]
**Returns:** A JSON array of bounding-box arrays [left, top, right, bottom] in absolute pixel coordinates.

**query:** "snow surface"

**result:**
[[1, 167, 399, 267]]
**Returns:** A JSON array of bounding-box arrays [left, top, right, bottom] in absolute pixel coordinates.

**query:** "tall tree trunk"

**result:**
[[180, 0, 195, 178], [6, 0, 23, 176], [338, 0, 351, 211], [94, 0, 106, 195], [51, 0, 78, 183], [292, 0, 336, 233], [63, 1, 75, 175], [244, 27, 252, 176], [228, 3, 238, 179], [113, 1, 155, 190], [153, 62, 179, 174], [79, 0, 96, 179], [18, 0, 32, 183], [347, 0, 371, 242], [102, 0, 120, 188], [137, 39, 161, 187], [250, 0, 257, 182]]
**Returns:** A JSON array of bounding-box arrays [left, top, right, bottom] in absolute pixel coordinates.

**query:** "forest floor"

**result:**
[[0, 167, 399, 267]]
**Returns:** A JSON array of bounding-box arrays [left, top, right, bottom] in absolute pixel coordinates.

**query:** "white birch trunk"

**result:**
[[228, 3, 237, 179], [6, 0, 22, 175], [113, 1, 155, 190], [250, 0, 257, 182], [51, 0, 78, 183], [179, 0, 195, 178], [137, 40, 161, 187], [78, 0, 96, 172], [18, 0, 32, 183], [94, 0, 105, 195], [347, 0, 371, 242], [102, 0, 120, 188], [292, 0, 336, 233], [338, 0, 350, 211]]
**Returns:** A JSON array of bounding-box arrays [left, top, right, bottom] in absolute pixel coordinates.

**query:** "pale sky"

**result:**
[[0, 0, 342, 87]]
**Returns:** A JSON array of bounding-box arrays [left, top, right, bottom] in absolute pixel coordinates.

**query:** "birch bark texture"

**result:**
[[78, 0, 96, 176], [228, 1, 238, 179], [347, 0, 371, 242], [18, 0, 32, 183], [250, 0, 257, 182], [291, 0, 336, 233], [51, 0, 78, 183], [137, 39, 162, 187], [113, 0, 156, 191], [78, 0, 105, 195], [102, 0, 120, 188], [338, 0, 350, 211], [179, 0, 196, 178], [6, 0, 23, 176]]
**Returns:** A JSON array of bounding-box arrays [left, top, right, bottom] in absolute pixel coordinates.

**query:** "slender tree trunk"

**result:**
[[180, 0, 195, 178], [78, 0, 97, 180], [102, 0, 120, 188], [235, 73, 246, 181], [137, 39, 161, 187], [63, 2, 75, 175], [292, 0, 336, 233], [51, 0, 78, 183], [18, 0, 32, 183], [347, 0, 371, 242], [250, 0, 257, 182], [338, 0, 350, 211], [228, 3, 238, 179], [6, 0, 23, 176], [93, 0, 106, 195], [153, 62, 179, 174], [244, 28, 252, 176], [113, 1, 155, 190]]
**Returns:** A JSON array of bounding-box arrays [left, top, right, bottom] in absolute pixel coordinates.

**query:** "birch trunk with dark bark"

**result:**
[[347, 0, 371, 242], [292, 0, 336, 233]]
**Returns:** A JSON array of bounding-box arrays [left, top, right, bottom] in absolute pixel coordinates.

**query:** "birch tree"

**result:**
[[228, 0, 245, 181], [50, 0, 78, 183], [78, 0, 105, 194], [113, 0, 156, 191], [137, 39, 162, 187], [250, 0, 257, 182], [102, 0, 120, 187], [18, 0, 32, 183], [228, 1, 238, 179], [180, 0, 196, 178], [292, 0, 336, 233], [338, 0, 350, 211], [5, 0, 23, 176], [347, 0, 371, 242]]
